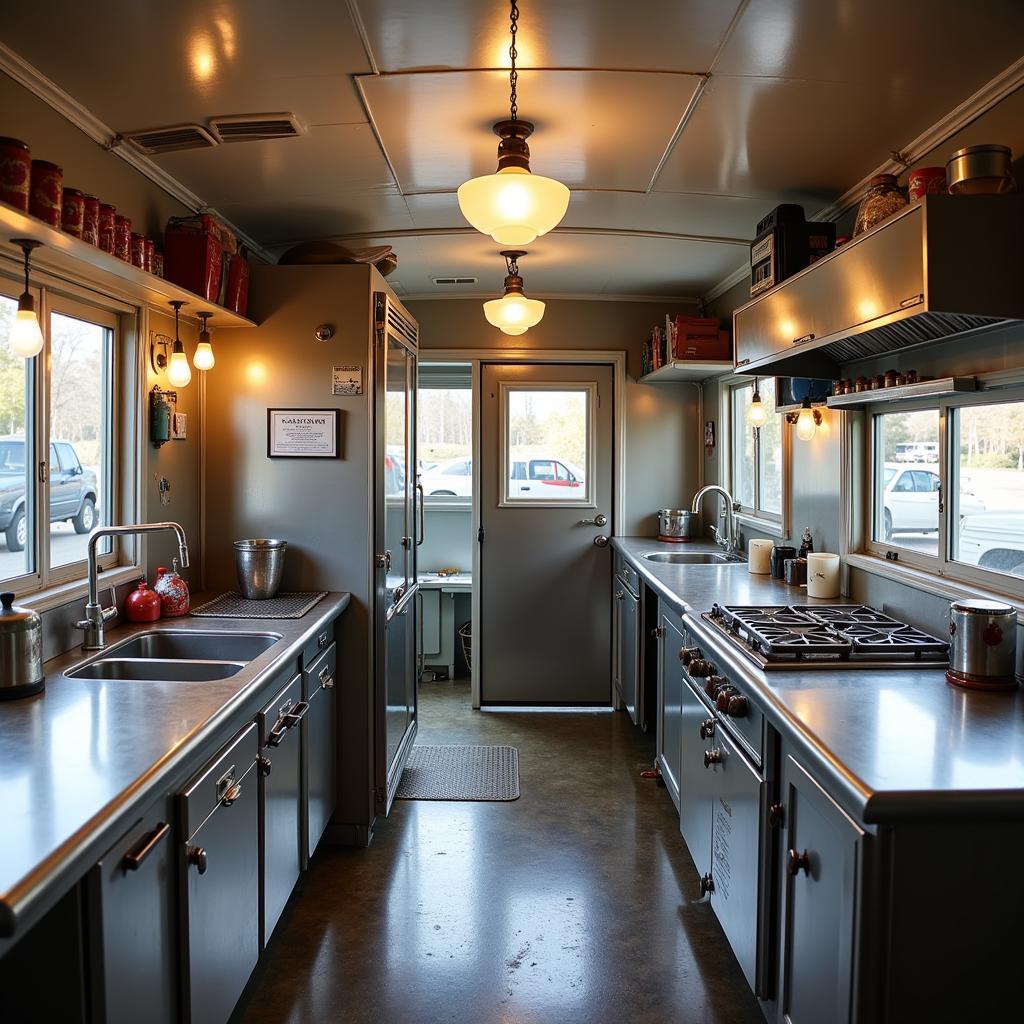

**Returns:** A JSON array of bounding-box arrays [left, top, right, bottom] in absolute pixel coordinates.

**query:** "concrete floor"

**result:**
[[234, 680, 763, 1024]]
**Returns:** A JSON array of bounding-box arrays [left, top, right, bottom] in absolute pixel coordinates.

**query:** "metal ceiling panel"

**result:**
[[0, 0, 371, 127], [355, 0, 744, 73], [359, 68, 703, 193], [153, 124, 395, 205]]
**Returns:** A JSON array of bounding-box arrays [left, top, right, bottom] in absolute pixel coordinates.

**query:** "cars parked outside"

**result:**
[[958, 511, 1024, 576], [0, 437, 99, 551], [419, 454, 585, 498], [881, 462, 984, 540]]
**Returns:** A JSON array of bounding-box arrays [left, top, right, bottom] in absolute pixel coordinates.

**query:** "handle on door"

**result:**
[[593, 535, 609, 548], [121, 822, 170, 872], [416, 480, 425, 546], [577, 514, 608, 527], [377, 551, 392, 573]]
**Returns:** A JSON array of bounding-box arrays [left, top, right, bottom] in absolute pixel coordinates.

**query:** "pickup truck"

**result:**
[[0, 437, 99, 551]]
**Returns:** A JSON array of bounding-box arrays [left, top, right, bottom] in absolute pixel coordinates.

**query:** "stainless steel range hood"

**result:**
[[733, 194, 1024, 376]]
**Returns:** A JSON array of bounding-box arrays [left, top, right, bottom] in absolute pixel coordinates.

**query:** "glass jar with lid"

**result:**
[[853, 174, 908, 236]]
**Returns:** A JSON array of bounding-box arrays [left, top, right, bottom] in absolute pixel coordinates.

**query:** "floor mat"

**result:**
[[396, 745, 520, 801]]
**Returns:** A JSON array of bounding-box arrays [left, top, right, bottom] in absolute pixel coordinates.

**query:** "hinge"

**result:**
[[38, 461, 48, 484], [477, 527, 485, 543]]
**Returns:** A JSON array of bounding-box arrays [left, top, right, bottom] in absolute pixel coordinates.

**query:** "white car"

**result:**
[[420, 454, 586, 498], [420, 457, 472, 496], [958, 511, 1024, 576], [881, 462, 984, 540]]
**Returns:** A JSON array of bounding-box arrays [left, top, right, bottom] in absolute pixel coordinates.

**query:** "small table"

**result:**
[[418, 573, 472, 679]]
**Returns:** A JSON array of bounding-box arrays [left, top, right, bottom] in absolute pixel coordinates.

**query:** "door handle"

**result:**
[[416, 481, 425, 546], [577, 514, 608, 527], [121, 822, 170, 872], [593, 535, 609, 548]]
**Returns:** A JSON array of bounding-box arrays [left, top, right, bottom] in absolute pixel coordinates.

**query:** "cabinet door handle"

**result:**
[[791, 332, 816, 346], [318, 630, 330, 649], [283, 701, 310, 727], [267, 724, 287, 747], [121, 822, 170, 872], [319, 665, 335, 690], [187, 846, 208, 875], [699, 718, 716, 740], [788, 848, 811, 877], [703, 748, 723, 768], [259, 756, 273, 777], [220, 781, 243, 807]]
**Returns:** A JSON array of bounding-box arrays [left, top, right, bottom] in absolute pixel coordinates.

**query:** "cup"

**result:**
[[784, 558, 807, 586], [748, 538, 773, 575], [770, 545, 797, 579], [807, 553, 840, 598]]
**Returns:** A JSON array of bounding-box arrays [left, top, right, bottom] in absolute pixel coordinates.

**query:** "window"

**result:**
[[418, 362, 472, 504], [863, 391, 1024, 597], [500, 383, 593, 506], [0, 279, 121, 595], [728, 378, 784, 526]]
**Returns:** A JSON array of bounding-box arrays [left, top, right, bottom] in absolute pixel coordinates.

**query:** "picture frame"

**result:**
[[267, 408, 340, 458]]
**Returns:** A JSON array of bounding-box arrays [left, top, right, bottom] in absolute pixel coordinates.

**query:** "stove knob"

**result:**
[[715, 686, 738, 713], [699, 717, 716, 740], [704, 674, 728, 699], [699, 872, 715, 896], [704, 748, 723, 768], [679, 646, 700, 665], [727, 694, 749, 718], [689, 658, 716, 678]]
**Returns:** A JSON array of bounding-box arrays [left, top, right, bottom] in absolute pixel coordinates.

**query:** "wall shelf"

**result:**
[[639, 360, 734, 383], [825, 376, 977, 408], [0, 200, 257, 328]]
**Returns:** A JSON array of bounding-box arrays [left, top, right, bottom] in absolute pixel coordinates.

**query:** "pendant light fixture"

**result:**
[[457, 0, 569, 245], [749, 378, 767, 430], [7, 239, 44, 358], [786, 397, 823, 441], [193, 311, 215, 371], [483, 250, 545, 336], [166, 300, 192, 388]]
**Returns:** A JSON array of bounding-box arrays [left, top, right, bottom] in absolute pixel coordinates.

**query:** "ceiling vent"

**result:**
[[432, 277, 478, 286], [208, 113, 307, 143], [121, 124, 218, 154]]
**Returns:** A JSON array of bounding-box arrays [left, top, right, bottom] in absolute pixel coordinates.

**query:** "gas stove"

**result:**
[[702, 603, 949, 670]]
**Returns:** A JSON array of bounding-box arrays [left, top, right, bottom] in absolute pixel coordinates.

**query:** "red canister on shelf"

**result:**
[[908, 166, 947, 202], [29, 161, 63, 225], [144, 238, 155, 273], [114, 214, 131, 261], [124, 579, 161, 622], [61, 188, 86, 237], [0, 137, 32, 211], [164, 214, 225, 300], [130, 232, 146, 268], [154, 562, 189, 617], [82, 194, 100, 246], [98, 204, 116, 254], [152, 251, 164, 278]]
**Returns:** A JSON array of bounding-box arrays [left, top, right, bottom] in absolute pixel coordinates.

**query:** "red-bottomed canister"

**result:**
[[154, 562, 190, 617], [130, 232, 146, 268], [98, 204, 116, 254], [29, 161, 63, 226], [124, 580, 161, 623], [82, 194, 100, 246], [144, 238, 155, 273], [0, 137, 32, 211], [61, 187, 86, 237], [114, 215, 132, 261]]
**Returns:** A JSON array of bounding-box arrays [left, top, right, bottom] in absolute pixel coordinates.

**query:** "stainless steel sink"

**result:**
[[643, 551, 744, 565], [68, 659, 246, 682], [65, 630, 281, 682]]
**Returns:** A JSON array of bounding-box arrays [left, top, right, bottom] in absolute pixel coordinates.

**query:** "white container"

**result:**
[[807, 553, 840, 598], [748, 538, 773, 575]]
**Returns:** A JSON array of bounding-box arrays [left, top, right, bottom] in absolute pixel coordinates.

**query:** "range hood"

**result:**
[[733, 194, 1024, 376]]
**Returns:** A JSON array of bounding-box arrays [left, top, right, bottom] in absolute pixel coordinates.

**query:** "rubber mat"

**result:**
[[396, 745, 520, 801], [189, 591, 327, 619]]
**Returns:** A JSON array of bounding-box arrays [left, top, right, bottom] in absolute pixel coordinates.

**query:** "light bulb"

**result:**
[[193, 341, 215, 370], [458, 167, 570, 246], [168, 346, 192, 387], [9, 307, 44, 358], [483, 291, 546, 336], [796, 404, 817, 441], [749, 391, 767, 429]]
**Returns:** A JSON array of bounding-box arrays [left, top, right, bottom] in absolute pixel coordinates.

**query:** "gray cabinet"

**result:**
[[259, 672, 304, 946], [778, 753, 862, 1024], [614, 583, 639, 724], [180, 724, 260, 1024], [656, 607, 684, 810], [678, 675, 714, 881], [87, 799, 176, 1024], [303, 641, 337, 860]]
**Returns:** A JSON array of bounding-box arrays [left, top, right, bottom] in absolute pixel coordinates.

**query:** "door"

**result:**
[[657, 611, 685, 810], [678, 673, 713, 877], [303, 644, 337, 860], [374, 293, 419, 813], [615, 584, 639, 724], [480, 363, 614, 704]]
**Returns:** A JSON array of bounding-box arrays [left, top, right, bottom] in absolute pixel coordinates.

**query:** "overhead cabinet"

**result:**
[[734, 195, 1024, 376]]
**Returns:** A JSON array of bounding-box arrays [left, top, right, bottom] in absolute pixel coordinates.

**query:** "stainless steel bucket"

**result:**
[[657, 509, 696, 542], [947, 598, 1018, 691], [234, 539, 287, 600]]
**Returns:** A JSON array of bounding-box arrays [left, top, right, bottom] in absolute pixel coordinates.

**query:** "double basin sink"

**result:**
[[643, 551, 745, 565], [66, 630, 281, 683]]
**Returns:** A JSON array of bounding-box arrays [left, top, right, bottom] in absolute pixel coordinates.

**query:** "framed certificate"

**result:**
[[267, 408, 340, 458]]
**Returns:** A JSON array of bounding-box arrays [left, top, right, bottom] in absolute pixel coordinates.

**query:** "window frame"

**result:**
[[857, 380, 1024, 602], [722, 375, 791, 538]]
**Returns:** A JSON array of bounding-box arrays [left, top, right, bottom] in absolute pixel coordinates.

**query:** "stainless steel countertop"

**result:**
[[613, 537, 1024, 824], [0, 592, 350, 941]]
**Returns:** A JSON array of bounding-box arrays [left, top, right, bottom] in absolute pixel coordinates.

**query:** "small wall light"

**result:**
[[193, 311, 215, 370], [166, 300, 192, 388], [786, 397, 823, 441], [8, 239, 44, 358], [749, 378, 767, 430]]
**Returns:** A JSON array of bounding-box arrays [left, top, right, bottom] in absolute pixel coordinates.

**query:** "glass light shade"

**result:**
[[168, 347, 192, 387], [795, 404, 817, 441], [193, 341, 215, 370], [9, 308, 44, 358], [458, 167, 570, 245], [749, 392, 767, 429], [483, 291, 546, 336]]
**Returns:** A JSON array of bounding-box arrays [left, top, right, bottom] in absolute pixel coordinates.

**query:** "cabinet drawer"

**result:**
[[301, 621, 335, 668], [303, 642, 337, 701], [615, 554, 640, 598], [181, 723, 259, 837]]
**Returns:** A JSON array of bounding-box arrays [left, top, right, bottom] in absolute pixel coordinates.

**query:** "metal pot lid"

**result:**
[[0, 591, 41, 632], [947, 143, 1012, 160], [658, 509, 691, 515], [950, 598, 1014, 615]]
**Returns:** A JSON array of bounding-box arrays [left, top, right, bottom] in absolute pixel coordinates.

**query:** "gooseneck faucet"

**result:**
[[76, 522, 190, 650], [691, 486, 742, 555]]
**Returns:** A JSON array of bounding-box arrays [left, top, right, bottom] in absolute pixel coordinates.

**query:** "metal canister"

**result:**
[[82, 194, 100, 246], [29, 160, 63, 226], [657, 508, 695, 542], [784, 558, 807, 586], [946, 145, 1015, 195], [947, 599, 1019, 691], [0, 592, 44, 700], [130, 232, 146, 268], [144, 238, 155, 272], [98, 203, 116, 253], [234, 539, 288, 599], [0, 137, 32, 211], [61, 187, 86, 237], [908, 166, 946, 201], [114, 214, 132, 261]]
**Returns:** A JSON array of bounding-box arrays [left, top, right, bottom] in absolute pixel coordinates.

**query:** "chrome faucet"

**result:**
[[75, 522, 190, 650], [691, 486, 742, 555]]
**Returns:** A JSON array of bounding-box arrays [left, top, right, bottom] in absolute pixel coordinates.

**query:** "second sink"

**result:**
[[103, 630, 280, 662], [644, 551, 744, 564]]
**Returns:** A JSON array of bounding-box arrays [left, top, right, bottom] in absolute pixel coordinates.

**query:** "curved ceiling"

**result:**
[[2, 0, 1024, 300]]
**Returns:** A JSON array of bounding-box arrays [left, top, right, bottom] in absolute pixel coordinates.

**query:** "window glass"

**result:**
[[48, 311, 113, 569], [756, 379, 782, 515], [730, 379, 782, 518], [953, 401, 1023, 579], [0, 294, 34, 582], [872, 409, 940, 556], [504, 387, 590, 504], [418, 382, 471, 501], [731, 381, 755, 509]]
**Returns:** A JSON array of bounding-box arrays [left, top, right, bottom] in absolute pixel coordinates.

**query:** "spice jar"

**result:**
[[871, 375, 885, 390], [82, 194, 100, 246], [904, 369, 918, 385], [114, 215, 132, 261], [908, 167, 946, 201], [832, 380, 844, 397], [884, 370, 899, 388], [29, 160, 63, 226], [842, 379, 853, 394], [853, 174, 908, 236], [854, 376, 869, 393], [0, 137, 32, 212], [98, 204, 116, 254], [61, 188, 86, 237], [130, 232, 146, 268]]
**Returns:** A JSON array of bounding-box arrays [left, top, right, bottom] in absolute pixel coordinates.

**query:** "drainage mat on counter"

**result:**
[[397, 745, 520, 802], [190, 592, 327, 619]]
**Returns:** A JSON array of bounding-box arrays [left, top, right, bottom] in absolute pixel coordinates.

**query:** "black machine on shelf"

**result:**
[[750, 204, 836, 297]]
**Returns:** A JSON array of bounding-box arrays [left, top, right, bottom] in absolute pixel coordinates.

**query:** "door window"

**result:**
[[500, 383, 594, 506]]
